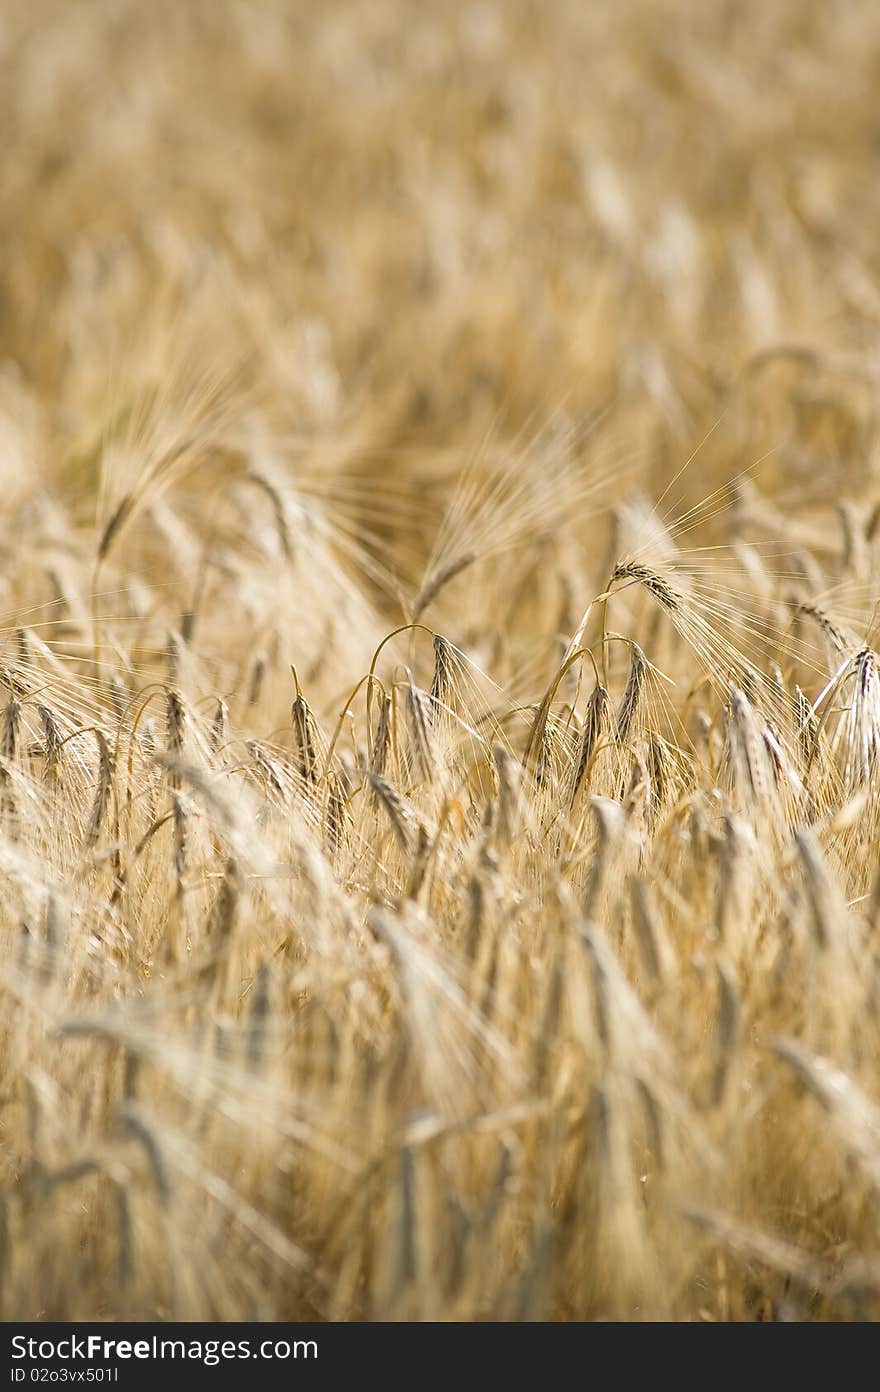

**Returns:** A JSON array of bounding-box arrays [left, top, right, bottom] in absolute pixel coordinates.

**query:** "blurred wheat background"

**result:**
[[3, 0, 880, 1321]]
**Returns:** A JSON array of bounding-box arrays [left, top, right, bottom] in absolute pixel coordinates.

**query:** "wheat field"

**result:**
[[4, 0, 880, 1322]]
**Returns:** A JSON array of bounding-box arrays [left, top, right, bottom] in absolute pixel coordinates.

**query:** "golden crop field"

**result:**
[[3, 0, 880, 1322]]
